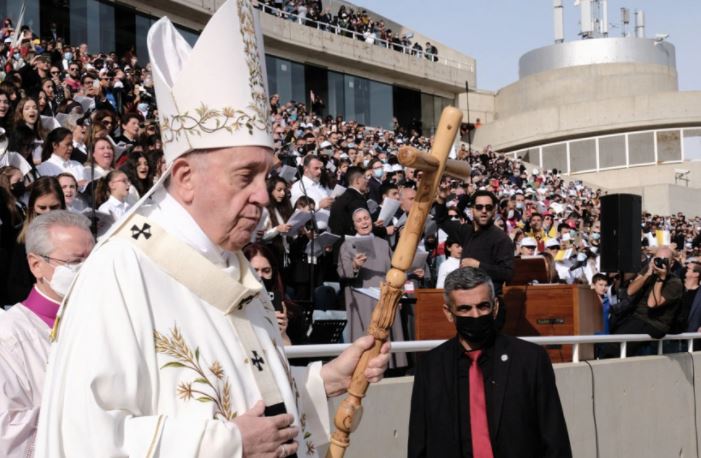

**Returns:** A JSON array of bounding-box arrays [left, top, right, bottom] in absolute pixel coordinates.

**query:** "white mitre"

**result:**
[[147, 0, 273, 165]]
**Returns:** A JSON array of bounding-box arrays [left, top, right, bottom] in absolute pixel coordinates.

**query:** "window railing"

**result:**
[[284, 332, 701, 363], [254, 1, 474, 72]]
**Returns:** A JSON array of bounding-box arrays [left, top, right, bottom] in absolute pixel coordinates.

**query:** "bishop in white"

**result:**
[[34, 1, 389, 457]]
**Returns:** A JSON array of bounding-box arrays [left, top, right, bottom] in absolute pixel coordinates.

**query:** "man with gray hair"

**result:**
[[408, 267, 571, 458], [0, 210, 94, 457]]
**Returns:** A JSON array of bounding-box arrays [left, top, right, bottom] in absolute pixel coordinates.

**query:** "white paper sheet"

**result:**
[[352, 287, 381, 300], [331, 184, 346, 198], [304, 232, 341, 257], [410, 249, 429, 271], [315, 209, 330, 227], [367, 199, 379, 215], [377, 198, 401, 225], [345, 234, 375, 256], [278, 165, 298, 183], [286, 209, 312, 236]]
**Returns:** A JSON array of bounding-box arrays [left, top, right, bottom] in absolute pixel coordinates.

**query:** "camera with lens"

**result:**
[[653, 257, 669, 269]]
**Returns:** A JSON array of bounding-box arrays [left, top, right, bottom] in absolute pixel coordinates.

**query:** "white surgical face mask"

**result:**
[[49, 263, 83, 298]]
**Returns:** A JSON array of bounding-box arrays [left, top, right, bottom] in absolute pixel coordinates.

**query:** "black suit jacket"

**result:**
[[328, 188, 387, 238], [408, 335, 572, 458]]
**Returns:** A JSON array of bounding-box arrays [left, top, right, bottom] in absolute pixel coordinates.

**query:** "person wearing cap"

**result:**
[[35, 2, 389, 457], [518, 237, 538, 257]]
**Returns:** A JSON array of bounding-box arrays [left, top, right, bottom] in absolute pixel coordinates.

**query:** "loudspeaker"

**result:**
[[600, 194, 641, 273]]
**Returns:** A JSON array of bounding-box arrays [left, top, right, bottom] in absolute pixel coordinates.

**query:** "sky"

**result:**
[[349, 0, 701, 92]]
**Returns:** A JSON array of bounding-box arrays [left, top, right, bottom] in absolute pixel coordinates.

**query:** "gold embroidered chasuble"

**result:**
[[35, 192, 329, 457]]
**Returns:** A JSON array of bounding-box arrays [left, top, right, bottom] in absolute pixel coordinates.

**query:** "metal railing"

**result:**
[[254, 1, 474, 72], [284, 332, 701, 363]]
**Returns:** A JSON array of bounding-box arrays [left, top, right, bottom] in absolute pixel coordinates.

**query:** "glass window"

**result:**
[[657, 130, 682, 162], [569, 139, 596, 172], [344, 75, 370, 125], [628, 131, 655, 165], [1, 0, 39, 36], [290, 61, 305, 104], [515, 148, 539, 166], [431, 96, 452, 134], [135, 15, 154, 66], [265, 56, 303, 106], [96, 1, 115, 54], [542, 143, 567, 174], [420, 93, 434, 136], [683, 129, 701, 161], [369, 81, 393, 129], [327, 71, 345, 119], [176, 25, 199, 47], [598, 135, 626, 169]]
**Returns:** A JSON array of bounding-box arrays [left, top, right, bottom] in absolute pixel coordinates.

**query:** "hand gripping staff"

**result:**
[[326, 106, 469, 458]]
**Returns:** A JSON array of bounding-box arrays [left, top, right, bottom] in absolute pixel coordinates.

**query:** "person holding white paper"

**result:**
[[337, 208, 408, 369]]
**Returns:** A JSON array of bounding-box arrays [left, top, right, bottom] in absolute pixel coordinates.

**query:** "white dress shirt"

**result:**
[[36, 154, 85, 181], [98, 195, 131, 222], [290, 175, 331, 209]]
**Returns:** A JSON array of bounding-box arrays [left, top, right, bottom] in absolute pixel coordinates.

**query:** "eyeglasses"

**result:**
[[50, 71, 60, 75], [473, 204, 494, 212], [41, 255, 85, 268], [69, 67, 79, 71]]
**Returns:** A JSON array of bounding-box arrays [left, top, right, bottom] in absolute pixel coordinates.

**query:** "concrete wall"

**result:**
[[261, 13, 473, 96], [495, 63, 678, 119], [474, 90, 701, 152], [457, 90, 497, 125], [320, 353, 701, 458], [571, 161, 701, 216]]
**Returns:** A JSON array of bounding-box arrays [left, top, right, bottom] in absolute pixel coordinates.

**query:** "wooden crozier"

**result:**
[[326, 106, 467, 458]]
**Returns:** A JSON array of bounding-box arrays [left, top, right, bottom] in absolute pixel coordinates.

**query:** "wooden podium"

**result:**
[[414, 285, 603, 363]]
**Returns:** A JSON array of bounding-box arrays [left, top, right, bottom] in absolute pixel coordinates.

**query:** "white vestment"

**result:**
[[35, 191, 329, 457], [0, 303, 52, 458]]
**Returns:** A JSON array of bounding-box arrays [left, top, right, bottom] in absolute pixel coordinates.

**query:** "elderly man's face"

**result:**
[[28, 224, 94, 302], [183, 146, 271, 252]]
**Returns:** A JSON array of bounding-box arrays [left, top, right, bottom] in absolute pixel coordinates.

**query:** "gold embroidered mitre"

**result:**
[[147, 0, 273, 165]]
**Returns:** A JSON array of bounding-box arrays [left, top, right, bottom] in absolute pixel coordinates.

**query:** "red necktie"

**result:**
[[467, 350, 493, 458]]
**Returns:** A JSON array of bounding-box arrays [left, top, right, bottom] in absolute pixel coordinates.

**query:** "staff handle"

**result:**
[[326, 106, 463, 458]]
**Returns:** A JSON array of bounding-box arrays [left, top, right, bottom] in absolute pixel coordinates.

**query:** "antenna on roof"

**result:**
[[553, 0, 565, 44], [578, 0, 594, 39], [621, 7, 630, 37], [635, 10, 645, 38]]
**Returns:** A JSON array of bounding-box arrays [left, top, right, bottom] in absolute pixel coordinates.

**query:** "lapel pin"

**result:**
[[501, 354, 509, 362]]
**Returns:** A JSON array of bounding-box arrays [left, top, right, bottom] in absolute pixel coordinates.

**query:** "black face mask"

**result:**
[[11, 182, 25, 199], [453, 313, 496, 347]]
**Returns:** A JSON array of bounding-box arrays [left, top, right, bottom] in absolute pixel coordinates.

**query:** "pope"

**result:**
[[34, 1, 389, 457]]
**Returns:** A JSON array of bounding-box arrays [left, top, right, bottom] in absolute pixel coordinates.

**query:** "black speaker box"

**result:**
[[600, 194, 642, 273]]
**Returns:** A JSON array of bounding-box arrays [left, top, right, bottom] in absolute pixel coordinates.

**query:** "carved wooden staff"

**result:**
[[326, 106, 469, 458]]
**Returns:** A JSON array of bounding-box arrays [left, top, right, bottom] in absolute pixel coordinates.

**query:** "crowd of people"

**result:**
[[256, 0, 440, 60], [0, 10, 699, 358]]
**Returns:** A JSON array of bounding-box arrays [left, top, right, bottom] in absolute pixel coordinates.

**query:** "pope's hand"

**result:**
[[234, 400, 298, 457], [320, 335, 391, 398]]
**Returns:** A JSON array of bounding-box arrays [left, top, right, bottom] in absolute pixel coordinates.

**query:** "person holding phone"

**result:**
[[244, 243, 306, 345]]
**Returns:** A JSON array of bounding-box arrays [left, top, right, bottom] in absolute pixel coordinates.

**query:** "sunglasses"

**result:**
[[50, 71, 60, 75], [473, 204, 494, 212]]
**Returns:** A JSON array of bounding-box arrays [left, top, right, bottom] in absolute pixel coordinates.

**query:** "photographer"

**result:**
[[602, 246, 683, 357]]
